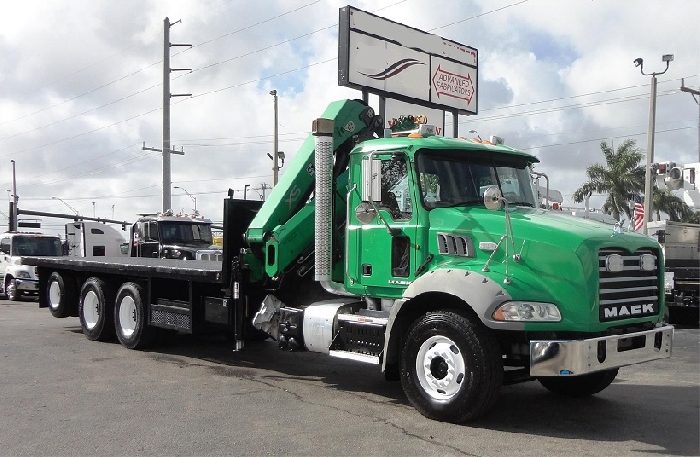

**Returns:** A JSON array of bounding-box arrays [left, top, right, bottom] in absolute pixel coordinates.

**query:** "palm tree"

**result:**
[[682, 210, 700, 224], [652, 190, 686, 221], [573, 139, 645, 220]]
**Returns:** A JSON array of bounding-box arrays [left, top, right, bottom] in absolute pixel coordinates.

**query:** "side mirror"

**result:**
[[483, 186, 503, 211]]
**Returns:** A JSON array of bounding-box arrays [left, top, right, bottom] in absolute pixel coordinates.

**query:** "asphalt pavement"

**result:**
[[0, 298, 698, 457]]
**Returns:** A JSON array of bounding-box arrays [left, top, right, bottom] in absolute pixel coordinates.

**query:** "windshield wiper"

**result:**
[[447, 200, 482, 208], [509, 201, 535, 207]]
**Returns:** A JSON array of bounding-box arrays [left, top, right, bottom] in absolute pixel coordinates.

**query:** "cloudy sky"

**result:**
[[0, 0, 698, 235]]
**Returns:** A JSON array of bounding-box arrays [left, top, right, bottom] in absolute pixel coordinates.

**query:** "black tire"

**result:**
[[400, 311, 503, 423], [47, 272, 77, 318], [114, 282, 156, 350], [5, 278, 22, 301], [78, 277, 115, 341], [538, 369, 618, 397]]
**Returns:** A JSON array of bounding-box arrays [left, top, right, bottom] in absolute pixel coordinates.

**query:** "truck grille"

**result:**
[[598, 248, 660, 322]]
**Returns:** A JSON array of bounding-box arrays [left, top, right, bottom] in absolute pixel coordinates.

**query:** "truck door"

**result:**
[[65, 222, 84, 257], [353, 155, 418, 295], [134, 221, 160, 258]]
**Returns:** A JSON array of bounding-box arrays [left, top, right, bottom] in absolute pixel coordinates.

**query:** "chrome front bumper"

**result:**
[[15, 278, 39, 292], [530, 325, 674, 377]]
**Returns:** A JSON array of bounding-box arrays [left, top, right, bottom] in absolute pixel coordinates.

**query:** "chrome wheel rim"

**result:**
[[118, 295, 137, 338], [48, 281, 61, 310], [82, 290, 100, 330], [416, 335, 466, 400]]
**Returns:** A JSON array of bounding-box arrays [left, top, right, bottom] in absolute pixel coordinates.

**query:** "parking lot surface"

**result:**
[[0, 299, 698, 456]]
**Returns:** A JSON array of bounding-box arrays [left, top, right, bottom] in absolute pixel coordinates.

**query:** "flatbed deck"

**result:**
[[22, 257, 223, 283]]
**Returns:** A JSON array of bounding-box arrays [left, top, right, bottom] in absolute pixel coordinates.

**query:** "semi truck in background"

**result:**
[[64, 221, 127, 257], [25, 99, 673, 423], [128, 212, 222, 261]]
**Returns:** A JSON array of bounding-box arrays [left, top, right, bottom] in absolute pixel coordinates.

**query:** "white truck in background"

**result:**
[[0, 222, 126, 302], [648, 220, 700, 324], [64, 221, 127, 257], [0, 232, 63, 300]]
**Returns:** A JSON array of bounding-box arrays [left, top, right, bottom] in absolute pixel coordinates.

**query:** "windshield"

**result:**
[[415, 150, 537, 209], [159, 222, 213, 245], [11, 236, 63, 256]]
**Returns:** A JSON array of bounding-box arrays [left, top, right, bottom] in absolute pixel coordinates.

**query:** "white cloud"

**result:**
[[0, 0, 697, 232]]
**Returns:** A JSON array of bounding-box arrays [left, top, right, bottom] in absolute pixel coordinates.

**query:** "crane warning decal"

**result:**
[[432, 65, 475, 105]]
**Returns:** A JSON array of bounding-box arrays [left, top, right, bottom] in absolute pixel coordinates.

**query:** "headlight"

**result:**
[[639, 254, 655, 271], [605, 254, 624, 272], [163, 249, 182, 259], [492, 301, 561, 322], [16, 270, 32, 279]]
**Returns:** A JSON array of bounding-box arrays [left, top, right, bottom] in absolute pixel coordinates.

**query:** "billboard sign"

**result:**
[[338, 5, 478, 115]]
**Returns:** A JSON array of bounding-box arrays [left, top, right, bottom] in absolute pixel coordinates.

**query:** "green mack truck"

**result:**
[[26, 99, 673, 423]]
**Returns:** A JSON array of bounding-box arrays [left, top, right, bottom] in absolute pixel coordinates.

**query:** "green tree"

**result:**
[[652, 190, 687, 221], [682, 209, 700, 224], [573, 139, 645, 220]]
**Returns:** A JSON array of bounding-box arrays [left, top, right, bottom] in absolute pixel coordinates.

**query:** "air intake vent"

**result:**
[[437, 233, 474, 257]]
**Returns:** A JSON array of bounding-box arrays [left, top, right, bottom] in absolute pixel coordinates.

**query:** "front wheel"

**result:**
[[79, 277, 115, 341], [400, 311, 503, 423], [114, 282, 156, 349], [5, 278, 21, 301], [538, 369, 618, 396]]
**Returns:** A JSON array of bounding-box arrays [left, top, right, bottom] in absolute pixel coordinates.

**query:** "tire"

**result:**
[[114, 282, 156, 350], [5, 278, 21, 301], [78, 277, 115, 341], [400, 311, 503, 423], [47, 272, 77, 318], [538, 369, 618, 397]]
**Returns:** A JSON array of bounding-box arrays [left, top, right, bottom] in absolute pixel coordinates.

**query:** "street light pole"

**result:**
[[52, 197, 79, 216], [634, 54, 673, 235], [173, 186, 197, 215], [270, 90, 279, 186]]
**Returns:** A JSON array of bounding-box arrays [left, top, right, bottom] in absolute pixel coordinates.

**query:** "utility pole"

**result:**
[[680, 78, 700, 161], [10, 160, 17, 231], [270, 90, 279, 186], [260, 182, 271, 200], [162, 17, 192, 212], [634, 54, 673, 235]]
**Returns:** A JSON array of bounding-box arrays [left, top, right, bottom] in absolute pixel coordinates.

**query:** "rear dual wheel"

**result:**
[[79, 277, 115, 341], [114, 282, 157, 349], [47, 272, 77, 318]]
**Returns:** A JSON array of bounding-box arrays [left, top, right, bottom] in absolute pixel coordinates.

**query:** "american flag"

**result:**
[[633, 194, 645, 231]]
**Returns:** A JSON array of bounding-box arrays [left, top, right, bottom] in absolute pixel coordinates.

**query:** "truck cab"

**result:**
[[64, 221, 127, 257], [130, 212, 220, 260], [0, 232, 63, 300]]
